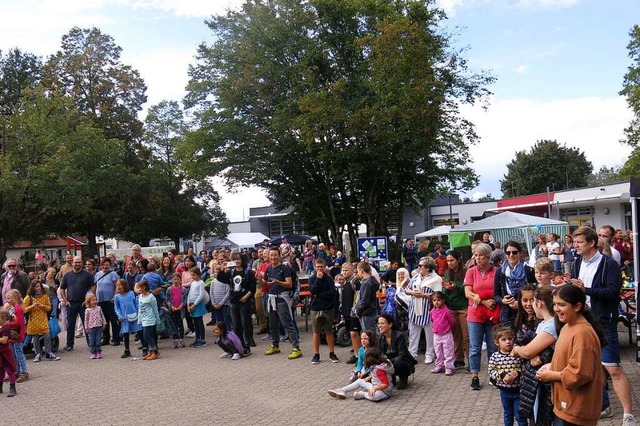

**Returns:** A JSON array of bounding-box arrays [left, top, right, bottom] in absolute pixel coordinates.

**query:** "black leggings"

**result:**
[[192, 316, 205, 342]]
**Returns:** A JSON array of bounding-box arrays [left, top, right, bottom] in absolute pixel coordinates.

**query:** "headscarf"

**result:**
[[396, 268, 410, 287]]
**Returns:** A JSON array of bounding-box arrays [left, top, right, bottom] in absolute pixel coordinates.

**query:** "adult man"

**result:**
[[125, 244, 145, 272], [58, 253, 74, 280], [94, 258, 121, 346], [381, 261, 399, 286], [340, 263, 361, 364], [308, 258, 339, 364], [262, 248, 302, 359], [279, 237, 292, 264], [403, 239, 418, 273], [598, 225, 622, 264], [482, 232, 495, 250], [60, 256, 95, 351], [568, 226, 635, 425], [1, 259, 30, 304], [354, 261, 380, 333]]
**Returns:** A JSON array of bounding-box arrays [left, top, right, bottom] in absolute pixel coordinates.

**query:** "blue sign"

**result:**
[[357, 237, 388, 261]]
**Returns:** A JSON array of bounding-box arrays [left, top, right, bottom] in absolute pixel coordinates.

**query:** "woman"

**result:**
[[393, 268, 411, 331], [159, 256, 174, 284], [377, 313, 415, 390], [493, 241, 536, 325], [464, 243, 499, 391], [511, 285, 557, 425], [546, 233, 562, 272], [562, 235, 576, 275], [46, 259, 59, 318], [416, 240, 429, 260], [400, 257, 442, 364], [181, 255, 197, 338], [536, 285, 605, 426], [303, 240, 315, 275], [528, 234, 548, 267], [442, 250, 469, 369]]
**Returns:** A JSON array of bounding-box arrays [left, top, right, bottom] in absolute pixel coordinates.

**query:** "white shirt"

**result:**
[[609, 246, 621, 265], [546, 241, 560, 261], [578, 250, 602, 307]]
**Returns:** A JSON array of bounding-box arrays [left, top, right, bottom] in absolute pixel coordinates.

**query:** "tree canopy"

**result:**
[[185, 0, 493, 256], [500, 140, 593, 198], [620, 25, 640, 177]]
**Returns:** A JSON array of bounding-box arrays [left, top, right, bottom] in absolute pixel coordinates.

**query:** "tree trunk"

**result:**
[[86, 223, 99, 260]]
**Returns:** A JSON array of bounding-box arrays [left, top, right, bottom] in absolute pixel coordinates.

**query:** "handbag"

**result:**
[[126, 312, 138, 322], [49, 317, 61, 337]]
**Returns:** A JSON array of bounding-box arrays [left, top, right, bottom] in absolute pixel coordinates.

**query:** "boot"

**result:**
[[8, 384, 16, 397], [121, 350, 131, 359], [397, 375, 408, 390]]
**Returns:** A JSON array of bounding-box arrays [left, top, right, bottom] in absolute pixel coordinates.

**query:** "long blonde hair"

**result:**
[[5, 289, 22, 305]]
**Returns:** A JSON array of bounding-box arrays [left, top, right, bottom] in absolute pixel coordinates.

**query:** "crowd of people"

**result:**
[[0, 226, 637, 426]]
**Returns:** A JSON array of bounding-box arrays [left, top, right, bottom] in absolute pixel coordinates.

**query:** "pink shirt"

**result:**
[[464, 266, 498, 323], [169, 286, 183, 307], [430, 305, 456, 335], [84, 306, 107, 330]]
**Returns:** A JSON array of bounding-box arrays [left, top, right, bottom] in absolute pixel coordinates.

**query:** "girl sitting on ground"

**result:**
[[349, 329, 377, 383], [328, 347, 394, 402]]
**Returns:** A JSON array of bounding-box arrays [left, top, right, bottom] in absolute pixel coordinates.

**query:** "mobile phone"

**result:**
[[226, 261, 235, 268]]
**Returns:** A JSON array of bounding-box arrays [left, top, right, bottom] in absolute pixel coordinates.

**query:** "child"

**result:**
[[187, 267, 207, 348], [0, 308, 18, 396], [137, 280, 161, 360], [534, 258, 554, 287], [114, 279, 142, 358], [536, 285, 605, 426], [429, 291, 456, 375], [3, 289, 28, 382], [488, 325, 526, 426], [84, 294, 107, 359], [512, 284, 538, 347], [23, 281, 60, 362], [209, 264, 232, 330], [328, 347, 394, 402], [349, 329, 377, 383], [213, 321, 244, 360], [166, 273, 186, 348]]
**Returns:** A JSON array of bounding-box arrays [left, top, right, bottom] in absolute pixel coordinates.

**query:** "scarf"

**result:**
[[501, 261, 527, 296]]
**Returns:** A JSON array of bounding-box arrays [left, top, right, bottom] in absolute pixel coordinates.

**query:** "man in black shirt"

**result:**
[[60, 256, 95, 351]]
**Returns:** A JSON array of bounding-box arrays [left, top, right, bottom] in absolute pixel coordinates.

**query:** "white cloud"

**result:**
[[515, 65, 527, 74], [436, 0, 578, 16], [463, 95, 633, 195], [121, 0, 245, 17]]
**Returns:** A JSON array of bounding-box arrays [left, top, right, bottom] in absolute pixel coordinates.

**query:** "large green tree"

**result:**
[[0, 48, 42, 115], [620, 25, 640, 177], [185, 0, 492, 257], [500, 140, 593, 198]]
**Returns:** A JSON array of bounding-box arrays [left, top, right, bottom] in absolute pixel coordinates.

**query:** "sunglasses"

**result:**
[[6, 265, 17, 268], [505, 250, 519, 256]]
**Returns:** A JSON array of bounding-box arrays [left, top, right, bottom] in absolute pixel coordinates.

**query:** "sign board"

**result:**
[[357, 237, 388, 261]]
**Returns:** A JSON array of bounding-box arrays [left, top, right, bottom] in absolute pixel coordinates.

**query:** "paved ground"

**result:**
[[3, 319, 639, 425]]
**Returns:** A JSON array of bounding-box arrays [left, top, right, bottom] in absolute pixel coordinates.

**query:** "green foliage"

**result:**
[[621, 25, 640, 147], [0, 48, 42, 114], [588, 165, 622, 185], [185, 0, 493, 253], [500, 140, 593, 198]]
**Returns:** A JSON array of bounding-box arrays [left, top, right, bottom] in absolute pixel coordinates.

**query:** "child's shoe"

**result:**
[[348, 371, 358, 383], [33, 353, 42, 362], [327, 389, 346, 399], [90, 354, 97, 359], [96, 353, 103, 359], [353, 391, 366, 400], [431, 367, 445, 374], [445, 369, 454, 376], [179, 339, 185, 348], [173, 339, 179, 349], [47, 353, 61, 361], [8, 384, 16, 397], [231, 353, 241, 360], [220, 352, 232, 358], [142, 351, 151, 360]]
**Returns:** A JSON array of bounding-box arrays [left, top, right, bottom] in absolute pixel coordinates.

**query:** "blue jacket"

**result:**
[[308, 273, 336, 311], [570, 254, 622, 324]]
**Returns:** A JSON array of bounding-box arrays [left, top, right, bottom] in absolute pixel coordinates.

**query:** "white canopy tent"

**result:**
[[415, 225, 452, 239], [205, 232, 269, 250], [450, 211, 568, 256]]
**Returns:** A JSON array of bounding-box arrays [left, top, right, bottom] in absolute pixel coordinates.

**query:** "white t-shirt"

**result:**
[[535, 317, 558, 349], [546, 241, 560, 261], [578, 251, 602, 307]]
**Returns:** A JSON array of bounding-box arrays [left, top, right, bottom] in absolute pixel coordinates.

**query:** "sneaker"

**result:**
[[327, 389, 346, 399], [353, 391, 366, 400], [454, 360, 466, 370], [75, 332, 83, 338], [220, 352, 233, 359], [63, 345, 74, 352], [121, 351, 131, 359], [287, 347, 303, 359], [48, 353, 61, 361], [173, 340, 179, 349], [264, 345, 281, 355], [329, 352, 340, 363], [186, 331, 196, 338], [179, 339, 185, 348], [243, 348, 251, 356], [311, 354, 320, 364], [198, 340, 207, 347], [261, 335, 273, 341], [431, 367, 445, 374], [346, 355, 358, 364], [96, 353, 103, 359], [424, 357, 434, 364], [600, 407, 613, 419], [348, 371, 358, 383], [623, 414, 637, 426], [193, 341, 204, 348], [90, 354, 97, 359], [232, 353, 242, 360], [445, 369, 454, 376], [33, 354, 42, 363], [471, 376, 480, 391]]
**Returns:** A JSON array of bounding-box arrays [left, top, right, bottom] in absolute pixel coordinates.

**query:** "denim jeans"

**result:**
[[10, 342, 27, 375], [212, 305, 232, 330], [269, 296, 299, 348], [98, 301, 120, 343], [500, 389, 527, 426], [468, 320, 496, 373], [66, 301, 86, 348], [50, 296, 59, 318], [87, 327, 103, 354], [142, 325, 158, 351]]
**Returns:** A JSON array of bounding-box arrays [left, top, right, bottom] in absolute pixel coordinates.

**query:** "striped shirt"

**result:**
[[407, 272, 443, 326]]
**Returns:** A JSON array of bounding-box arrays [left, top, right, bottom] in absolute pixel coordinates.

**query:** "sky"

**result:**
[[0, 0, 638, 222]]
